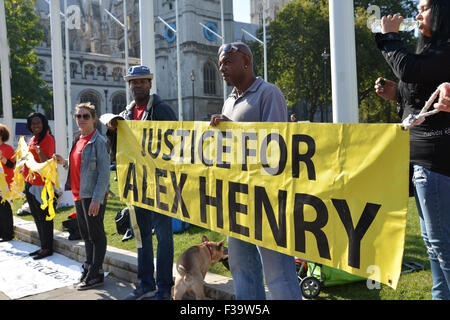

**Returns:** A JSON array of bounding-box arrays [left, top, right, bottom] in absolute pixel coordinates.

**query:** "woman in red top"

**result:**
[[24, 113, 55, 260], [56, 102, 110, 290], [0, 124, 15, 241]]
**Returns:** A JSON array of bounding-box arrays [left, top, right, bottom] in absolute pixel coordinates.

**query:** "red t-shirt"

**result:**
[[69, 130, 95, 201], [23, 133, 55, 186], [133, 105, 147, 120], [0, 143, 15, 187]]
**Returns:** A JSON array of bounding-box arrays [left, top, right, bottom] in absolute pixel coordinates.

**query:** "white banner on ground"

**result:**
[[0, 241, 82, 299]]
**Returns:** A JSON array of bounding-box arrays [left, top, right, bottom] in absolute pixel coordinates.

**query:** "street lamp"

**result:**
[[105, 1, 130, 104], [190, 70, 195, 121], [241, 1, 268, 81], [220, 0, 226, 103], [262, 1, 268, 82], [199, 18, 226, 104], [63, 0, 74, 146], [158, 1, 183, 121], [321, 49, 330, 122]]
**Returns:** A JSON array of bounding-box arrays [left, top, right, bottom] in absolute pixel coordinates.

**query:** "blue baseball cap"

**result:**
[[123, 65, 154, 82]]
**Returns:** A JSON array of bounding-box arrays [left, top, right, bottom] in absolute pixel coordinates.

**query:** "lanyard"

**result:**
[[401, 87, 441, 130]]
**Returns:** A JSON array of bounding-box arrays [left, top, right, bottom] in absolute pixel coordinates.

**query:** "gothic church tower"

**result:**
[[154, 0, 234, 120]]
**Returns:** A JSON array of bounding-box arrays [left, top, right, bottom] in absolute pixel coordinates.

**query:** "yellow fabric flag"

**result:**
[[10, 136, 60, 221], [0, 167, 12, 203]]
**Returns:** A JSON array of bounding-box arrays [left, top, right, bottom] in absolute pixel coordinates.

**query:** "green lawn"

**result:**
[[13, 177, 432, 300]]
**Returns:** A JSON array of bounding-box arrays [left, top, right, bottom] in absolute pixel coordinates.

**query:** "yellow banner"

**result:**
[[117, 121, 409, 289]]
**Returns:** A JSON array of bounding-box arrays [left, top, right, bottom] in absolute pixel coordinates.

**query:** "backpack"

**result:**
[[172, 218, 189, 233], [62, 212, 81, 240], [115, 207, 130, 235]]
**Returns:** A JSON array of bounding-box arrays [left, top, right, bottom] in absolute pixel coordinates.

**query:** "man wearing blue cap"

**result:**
[[107, 65, 177, 300]]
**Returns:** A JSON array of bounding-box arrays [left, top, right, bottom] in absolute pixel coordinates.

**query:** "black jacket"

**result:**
[[107, 94, 177, 163], [376, 32, 450, 177], [118, 94, 178, 122]]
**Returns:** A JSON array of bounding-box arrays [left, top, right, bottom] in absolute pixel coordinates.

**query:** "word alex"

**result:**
[[122, 163, 382, 269], [140, 128, 317, 179]]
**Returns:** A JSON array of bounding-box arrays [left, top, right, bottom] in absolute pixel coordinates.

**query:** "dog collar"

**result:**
[[203, 242, 213, 260]]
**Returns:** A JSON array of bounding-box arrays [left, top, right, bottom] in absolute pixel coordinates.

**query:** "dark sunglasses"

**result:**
[[218, 44, 248, 57], [74, 113, 91, 120]]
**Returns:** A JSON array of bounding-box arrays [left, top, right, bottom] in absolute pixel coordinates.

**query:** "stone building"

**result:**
[[34, 0, 261, 129], [250, 0, 291, 25], [152, 0, 234, 120], [35, 47, 139, 119], [35, 0, 141, 132]]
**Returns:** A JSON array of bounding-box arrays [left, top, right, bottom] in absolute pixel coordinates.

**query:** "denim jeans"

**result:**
[[134, 206, 174, 298], [228, 237, 302, 300], [413, 165, 450, 300]]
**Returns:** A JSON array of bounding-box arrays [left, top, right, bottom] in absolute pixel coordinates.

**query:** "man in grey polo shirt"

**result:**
[[210, 44, 287, 125], [210, 42, 302, 300]]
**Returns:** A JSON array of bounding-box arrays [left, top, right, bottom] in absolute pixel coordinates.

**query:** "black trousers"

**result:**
[[75, 198, 107, 277], [0, 198, 14, 240], [25, 183, 54, 251]]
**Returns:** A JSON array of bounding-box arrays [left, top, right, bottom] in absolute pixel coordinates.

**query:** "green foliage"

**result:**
[[249, 0, 418, 123], [355, 0, 418, 17], [0, 0, 52, 119], [354, 1, 417, 123], [250, 0, 330, 121]]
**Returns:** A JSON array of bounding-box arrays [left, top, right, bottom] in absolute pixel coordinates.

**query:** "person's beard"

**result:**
[[132, 88, 149, 101]]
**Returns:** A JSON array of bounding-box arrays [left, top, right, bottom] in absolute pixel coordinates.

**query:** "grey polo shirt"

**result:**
[[222, 76, 287, 123]]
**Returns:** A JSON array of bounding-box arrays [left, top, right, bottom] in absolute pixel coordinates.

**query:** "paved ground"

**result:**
[[0, 275, 135, 300], [4, 217, 236, 301], [0, 234, 233, 301]]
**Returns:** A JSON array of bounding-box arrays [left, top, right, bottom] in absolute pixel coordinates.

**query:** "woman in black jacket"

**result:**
[[375, 0, 450, 300]]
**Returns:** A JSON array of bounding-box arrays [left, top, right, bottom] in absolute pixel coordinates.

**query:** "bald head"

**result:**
[[218, 42, 253, 65]]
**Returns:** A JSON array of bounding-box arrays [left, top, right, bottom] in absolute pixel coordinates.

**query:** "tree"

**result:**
[[354, 0, 417, 123], [250, 0, 330, 122], [249, 0, 418, 123], [0, 0, 52, 119]]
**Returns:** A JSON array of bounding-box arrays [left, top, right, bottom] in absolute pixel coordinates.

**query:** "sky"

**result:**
[[232, 0, 421, 24], [233, 0, 251, 23]]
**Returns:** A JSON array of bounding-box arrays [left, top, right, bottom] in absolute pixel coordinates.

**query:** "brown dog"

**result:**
[[173, 235, 228, 300]]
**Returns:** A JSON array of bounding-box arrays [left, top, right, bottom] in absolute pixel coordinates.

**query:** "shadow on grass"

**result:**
[[403, 233, 429, 269], [317, 281, 382, 300]]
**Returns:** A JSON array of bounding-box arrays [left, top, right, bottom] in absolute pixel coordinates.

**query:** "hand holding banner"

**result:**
[[117, 120, 409, 288]]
